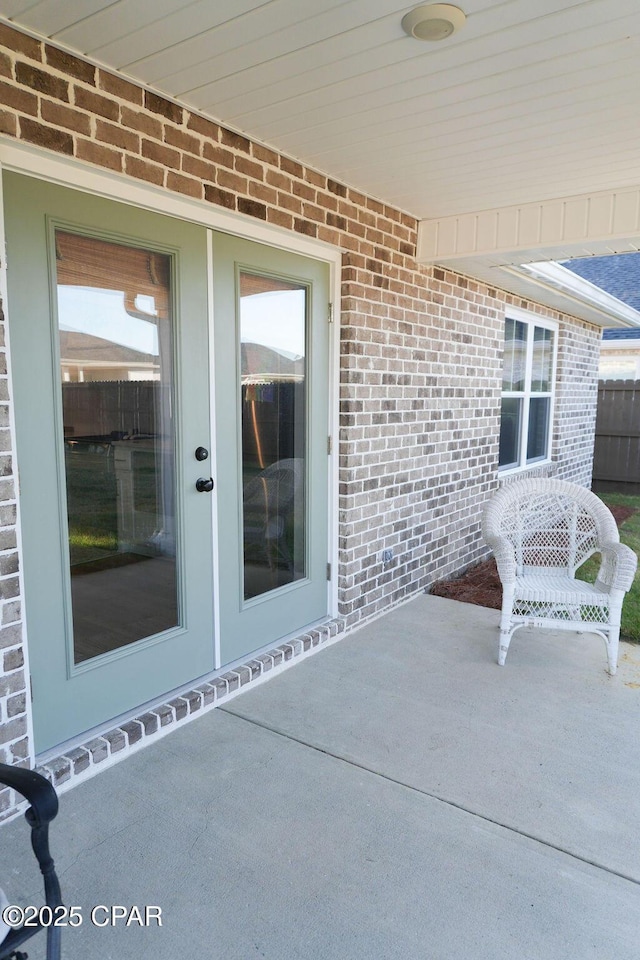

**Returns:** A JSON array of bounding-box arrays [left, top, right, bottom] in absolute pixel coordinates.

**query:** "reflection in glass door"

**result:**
[[240, 273, 307, 600], [213, 232, 330, 667], [55, 231, 178, 663]]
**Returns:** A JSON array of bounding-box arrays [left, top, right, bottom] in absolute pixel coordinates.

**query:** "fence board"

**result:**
[[593, 380, 640, 487]]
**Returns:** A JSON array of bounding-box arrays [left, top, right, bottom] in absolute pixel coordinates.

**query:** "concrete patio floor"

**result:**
[[3, 593, 640, 959]]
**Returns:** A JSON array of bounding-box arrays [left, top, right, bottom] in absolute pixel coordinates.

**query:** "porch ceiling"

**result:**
[[3, 1, 640, 324]]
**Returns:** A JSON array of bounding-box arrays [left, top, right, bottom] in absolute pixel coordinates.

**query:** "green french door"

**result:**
[[4, 173, 215, 752], [212, 233, 330, 665]]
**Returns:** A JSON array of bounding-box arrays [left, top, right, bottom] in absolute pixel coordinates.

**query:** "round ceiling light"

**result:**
[[401, 4, 466, 41]]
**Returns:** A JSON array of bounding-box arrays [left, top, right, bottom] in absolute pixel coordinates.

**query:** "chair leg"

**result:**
[[606, 625, 620, 676], [607, 591, 625, 676], [498, 587, 514, 666]]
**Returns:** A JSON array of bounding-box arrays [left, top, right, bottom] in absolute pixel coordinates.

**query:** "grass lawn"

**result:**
[[579, 492, 640, 643]]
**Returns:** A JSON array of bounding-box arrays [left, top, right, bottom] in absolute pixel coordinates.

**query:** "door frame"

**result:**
[[0, 140, 340, 681]]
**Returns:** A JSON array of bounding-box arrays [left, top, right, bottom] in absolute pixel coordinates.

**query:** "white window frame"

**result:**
[[498, 307, 558, 475]]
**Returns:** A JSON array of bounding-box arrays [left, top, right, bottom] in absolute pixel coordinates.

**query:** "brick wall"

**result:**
[[0, 23, 601, 791], [0, 294, 28, 817], [553, 317, 601, 484]]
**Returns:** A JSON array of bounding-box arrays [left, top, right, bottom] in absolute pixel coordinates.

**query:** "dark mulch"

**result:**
[[431, 557, 503, 610], [608, 505, 637, 526], [430, 504, 637, 611]]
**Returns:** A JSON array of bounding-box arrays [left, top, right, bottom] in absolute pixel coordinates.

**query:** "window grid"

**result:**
[[499, 314, 556, 473]]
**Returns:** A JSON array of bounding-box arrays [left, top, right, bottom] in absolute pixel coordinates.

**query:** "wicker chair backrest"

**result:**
[[485, 479, 618, 575]]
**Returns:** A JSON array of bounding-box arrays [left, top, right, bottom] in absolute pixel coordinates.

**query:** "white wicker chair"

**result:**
[[482, 478, 637, 674]]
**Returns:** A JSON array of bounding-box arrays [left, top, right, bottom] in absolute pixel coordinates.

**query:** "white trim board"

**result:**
[[416, 184, 640, 329]]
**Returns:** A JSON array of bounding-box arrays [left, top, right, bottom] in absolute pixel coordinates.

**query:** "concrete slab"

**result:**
[[225, 594, 640, 882], [2, 709, 638, 960], [1, 594, 639, 959]]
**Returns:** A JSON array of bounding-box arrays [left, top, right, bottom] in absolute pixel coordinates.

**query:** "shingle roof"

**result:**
[[601, 328, 640, 340], [561, 252, 640, 312]]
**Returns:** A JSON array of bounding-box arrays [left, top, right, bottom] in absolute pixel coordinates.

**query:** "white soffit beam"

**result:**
[[416, 185, 640, 328], [416, 185, 640, 264]]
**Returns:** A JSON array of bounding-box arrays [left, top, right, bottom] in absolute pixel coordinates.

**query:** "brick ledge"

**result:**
[[1, 617, 345, 818]]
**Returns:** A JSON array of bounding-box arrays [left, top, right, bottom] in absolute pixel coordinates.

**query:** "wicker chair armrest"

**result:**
[[485, 535, 517, 585], [596, 542, 638, 593]]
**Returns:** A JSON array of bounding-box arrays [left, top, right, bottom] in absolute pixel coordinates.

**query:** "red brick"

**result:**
[[15, 62, 69, 101], [0, 110, 16, 137], [95, 119, 139, 153], [278, 192, 302, 215], [317, 225, 342, 246], [76, 138, 122, 172], [305, 168, 326, 189], [267, 208, 293, 230], [204, 184, 235, 209], [303, 203, 326, 223], [238, 197, 266, 220], [294, 218, 317, 237], [19, 117, 73, 155], [186, 113, 220, 140], [265, 169, 291, 192], [45, 46, 95, 85], [74, 86, 118, 121], [348, 188, 367, 207], [98, 70, 143, 105], [292, 180, 315, 201], [202, 142, 234, 168], [142, 138, 180, 169], [252, 143, 279, 166], [0, 24, 42, 61], [327, 178, 348, 198], [217, 169, 247, 193], [235, 155, 263, 180], [41, 100, 91, 135], [182, 153, 217, 182], [125, 155, 164, 186], [249, 181, 277, 205], [0, 52, 11, 79], [164, 124, 200, 155], [145, 91, 182, 124], [279, 156, 303, 179], [166, 171, 202, 199], [317, 192, 338, 212], [121, 106, 162, 140], [0, 79, 37, 115], [327, 212, 347, 231], [220, 128, 250, 152]]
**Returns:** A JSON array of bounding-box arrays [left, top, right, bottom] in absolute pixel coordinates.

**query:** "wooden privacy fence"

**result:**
[[593, 380, 640, 490]]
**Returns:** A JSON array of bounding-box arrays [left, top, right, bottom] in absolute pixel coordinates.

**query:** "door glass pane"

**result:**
[[240, 273, 306, 600], [55, 231, 178, 664], [499, 397, 522, 468], [503, 318, 526, 391], [527, 397, 550, 462]]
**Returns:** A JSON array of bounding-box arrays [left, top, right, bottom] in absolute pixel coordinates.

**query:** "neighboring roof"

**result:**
[[59, 330, 157, 365], [601, 328, 640, 341], [561, 253, 640, 313]]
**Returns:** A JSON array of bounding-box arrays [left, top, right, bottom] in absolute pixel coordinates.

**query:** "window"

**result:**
[[499, 312, 556, 471]]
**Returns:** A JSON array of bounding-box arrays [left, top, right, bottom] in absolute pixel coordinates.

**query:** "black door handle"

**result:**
[[195, 477, 214, 493]]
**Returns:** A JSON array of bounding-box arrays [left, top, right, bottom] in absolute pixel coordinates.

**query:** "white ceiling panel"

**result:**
[[16, 0, 117, 37], [258, 12, 640, 152], [1, 0, 640, 222], [130, 0, 355, 88], [76, 0, 278, 68]]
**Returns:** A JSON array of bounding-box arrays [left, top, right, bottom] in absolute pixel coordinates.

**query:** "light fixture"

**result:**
[[401, 3, 466, 41]]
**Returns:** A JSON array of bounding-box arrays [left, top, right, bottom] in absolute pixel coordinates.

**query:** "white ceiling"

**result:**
[[3, 0, 640, 222]]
